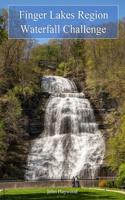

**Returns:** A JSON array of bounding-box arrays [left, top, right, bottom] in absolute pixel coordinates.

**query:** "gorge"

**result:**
[[25, 76, 105, 180]]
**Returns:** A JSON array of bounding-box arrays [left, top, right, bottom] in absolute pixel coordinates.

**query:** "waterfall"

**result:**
[[25, 76, 105, 180]]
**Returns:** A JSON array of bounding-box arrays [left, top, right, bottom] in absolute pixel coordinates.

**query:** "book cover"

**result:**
[[0, 0, 125, 197]]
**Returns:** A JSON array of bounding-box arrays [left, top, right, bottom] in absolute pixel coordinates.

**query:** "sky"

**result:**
[[1, 0, 125, 44]]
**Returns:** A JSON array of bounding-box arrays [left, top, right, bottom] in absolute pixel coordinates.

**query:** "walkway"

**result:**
[[89, 188, 125, 195]]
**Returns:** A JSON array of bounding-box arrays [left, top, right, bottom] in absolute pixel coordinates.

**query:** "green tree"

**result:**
[[106, 103, 125, 172], [0, 9, 7, 44], [119, 164, 125, 183]]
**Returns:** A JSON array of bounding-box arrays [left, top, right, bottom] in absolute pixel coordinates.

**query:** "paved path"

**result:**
[[89, 188, 125, 195]]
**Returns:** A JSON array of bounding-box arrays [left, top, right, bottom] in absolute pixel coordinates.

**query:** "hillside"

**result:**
[[0, 9, 125, 179]]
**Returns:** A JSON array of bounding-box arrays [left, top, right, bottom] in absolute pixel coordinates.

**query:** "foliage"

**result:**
[[85, 20, 125, 98], [99, 180, 123, 188], [119, 164, 125, 183], [59, 62, 65, 69], [106, 133, 125, 171], [0, 8, 42, 162], [99, 180, 107, 187], [56, 68, 64, 76], [0, 91, 28, 140], [12, 84, 40, 97], [106, 104, 125, 171], [114, 180, 123, 188], [0, 119, 6, 150], [55, 62, 65, 76], [106, 180, 114, 188], [0, 9, 8, 44]]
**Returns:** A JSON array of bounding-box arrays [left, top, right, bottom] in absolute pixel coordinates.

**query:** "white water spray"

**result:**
[[25, 76, 105, 180]]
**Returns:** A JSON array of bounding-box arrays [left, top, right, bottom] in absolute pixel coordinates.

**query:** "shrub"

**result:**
[[114, 180, 123, 188], [59, 62, 65, 70], [55, 62, 65, 76], [55, 69, 63, 76], [99, 180, 107, 187], [106, 180, 114, 188]]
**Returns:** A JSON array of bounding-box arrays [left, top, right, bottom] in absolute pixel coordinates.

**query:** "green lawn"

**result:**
[[0, 188, 125, 200]]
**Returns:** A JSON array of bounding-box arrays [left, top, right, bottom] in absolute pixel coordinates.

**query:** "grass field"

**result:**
[[0, 188, 125, 200]]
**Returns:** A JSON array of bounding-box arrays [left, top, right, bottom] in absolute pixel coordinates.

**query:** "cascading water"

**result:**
[[25, 76, 105, 180]]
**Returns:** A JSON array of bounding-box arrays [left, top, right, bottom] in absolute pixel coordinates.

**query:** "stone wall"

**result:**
[[0, 180, 99, 190]]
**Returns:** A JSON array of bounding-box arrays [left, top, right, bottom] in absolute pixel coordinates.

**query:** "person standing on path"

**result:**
[[75, 175, 78, 187], [72, 176, 75, 187]]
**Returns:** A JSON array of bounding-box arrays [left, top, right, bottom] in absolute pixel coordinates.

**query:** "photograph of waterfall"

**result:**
[[25, 76, 105, 180], [1, 2, 125, 199]]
